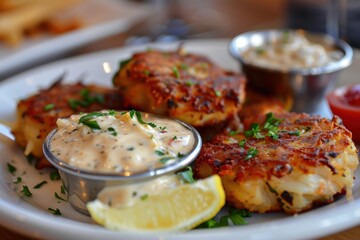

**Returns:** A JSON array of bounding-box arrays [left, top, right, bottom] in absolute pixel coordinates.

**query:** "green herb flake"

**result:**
[[48, 208, 62, 216], [21, 185, 32, 197], [50, 170, 61, 181], [229, 130, 240, 136], [7, 163, 16, 175], [44, 103, 55, 111], [155, 150, 165, 156], [173, 136, 177, 140], [288, 130, 300, 136], [185, 80, 196, 87], [119, 58, 131, 69], [264, 112, 281, 129], [26, 154, 36, 165], [180, 63, 189, 70], [172, 66, 180, 78], [128, 110, 157, 128], [140, 194, 148, 201], [239, 139, 246, 147], [245, 124, 264, 139], [33, 180, 48, 189], [215, 90, 222, 97], [244, 147, 258, 160], [177, 166, 195, 184], [197, 207, 250, 229], [143, 70, 150, 76], [61, 185, 66, 194], [55, 192, 67, 202], [13, 177, 22, 184], [159, 157, 174, 164]]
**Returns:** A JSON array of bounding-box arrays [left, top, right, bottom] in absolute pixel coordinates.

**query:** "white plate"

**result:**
[[0, 0, 153, 78], [0, 39, 360, 240]]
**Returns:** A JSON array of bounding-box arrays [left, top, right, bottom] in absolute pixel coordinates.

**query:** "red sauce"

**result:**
[[327, 84, 360, 143], [344, 84, 360, 107]]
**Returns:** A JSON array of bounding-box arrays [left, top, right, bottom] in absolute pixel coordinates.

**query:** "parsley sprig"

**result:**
[[78, 110, 116, 130], [68, 88, 104, 111], [127, 110, 157, 128], [197, 208, 251, 228]]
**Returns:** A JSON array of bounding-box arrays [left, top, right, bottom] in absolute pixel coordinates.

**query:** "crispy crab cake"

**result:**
[[12, 79, 124, 168], [195, 112, 359, 214], [112, 50, 246, 127]]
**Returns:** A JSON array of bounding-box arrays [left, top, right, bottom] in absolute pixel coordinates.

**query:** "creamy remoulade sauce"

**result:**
[[242, 31, 342, 70], [50, 110, 195, 173]]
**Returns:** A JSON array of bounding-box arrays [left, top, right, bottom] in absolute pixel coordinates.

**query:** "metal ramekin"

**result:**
[[229, 29, 353, 113], [43, 114, 202, 215]]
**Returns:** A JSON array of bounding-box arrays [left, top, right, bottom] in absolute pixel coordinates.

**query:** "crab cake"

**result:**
[[12, 79, 124, 168], [195, 112, 359, 214], [112, 50, 246, 127]]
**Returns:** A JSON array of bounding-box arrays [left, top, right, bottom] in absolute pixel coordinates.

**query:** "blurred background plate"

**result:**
[[0, 0, 153, 79]]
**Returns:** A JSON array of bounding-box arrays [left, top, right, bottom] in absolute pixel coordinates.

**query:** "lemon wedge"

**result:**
[[87, 174, 225, 232]]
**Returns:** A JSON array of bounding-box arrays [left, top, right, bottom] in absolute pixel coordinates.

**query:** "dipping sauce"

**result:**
[[49, 110, 196, 173], [242, 31, 342, 70], [344, 83, 360, 106], [327, 84, 360, 143]]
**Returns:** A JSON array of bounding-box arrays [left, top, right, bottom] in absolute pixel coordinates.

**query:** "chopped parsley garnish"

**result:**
[[159, 157, 175, 164], [33, 181, 48, 189], [78, 110, 116, 130], [127, 147, 134, 151], [107, 127, 117, 136], [55, 192, 67, 202], [68, 88, 104, 111], [180, 63, 189, 70], [13, 177, 22, 184], [128, 110, 157, 128], [61, 185, 66, 194], [185, 80, 196, 87], [287, 130, 300, 136], [48, 208, 62, 216], [119, 58, 131, 69], [177, 166, 195, 184], [172, 66, 180, 78], [239, 139, 246, 147], [44, 103, 55, 111], [245, 124, 264, 139], [229, 130, 240, 136], [244, 147, 258, 160], [26, 154, 36, 165], [7, 163, 16, 175], [140, 194, 149, 201], [155, 150, 165, 156], [264, 112, 281, 129], [159, 126, 166, 131], [50, 170, 61, 181], [197, 208, 251, 228], [21, 185, 32, 197], [177, 152, 185, 158], [173, 136, 177, 140], [143, 70, 150, 76]]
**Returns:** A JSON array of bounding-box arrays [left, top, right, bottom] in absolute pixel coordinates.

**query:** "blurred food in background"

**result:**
[[0, 0, 83, 46]]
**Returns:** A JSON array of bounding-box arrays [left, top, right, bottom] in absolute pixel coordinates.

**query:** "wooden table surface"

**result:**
[[1, 0, 359, 239]]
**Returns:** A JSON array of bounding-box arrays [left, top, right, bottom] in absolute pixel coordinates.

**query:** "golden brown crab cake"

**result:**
[[12, 79, 124, 168], [195, 112, 359, 214], [112, 50, 246, 127]]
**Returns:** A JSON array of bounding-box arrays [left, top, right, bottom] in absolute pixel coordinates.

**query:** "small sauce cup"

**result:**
[[229, 29, 353, 113], [43, 112, 202, 215]]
